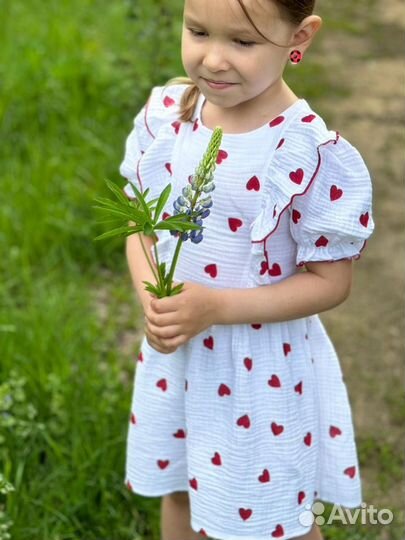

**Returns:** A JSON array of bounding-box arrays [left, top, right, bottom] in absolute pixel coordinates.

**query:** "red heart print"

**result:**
[[193, 118, 199, 131], [163, 96, 175, 107], [283, 343, 291, 356], [269, 116, 285, 127], [276, 138, 285, 150], [218, 383, 231, 397], [251, 323, 262, 329], [244, 357, 253, 371], [292, 209, 301, 224], [268, 375, 281, 388], [258, 468, 270, 483], [294, 381, 303, 395], [330, 185, 343, 201], [199, 529, 207, 536], [228, 217, 243, 232], [271, 524, 284, 538], [137, 351, 143, 362], [289, 168, 304, 185], [360, 212, 369, 227], [204, 264, 217, 278], [246, 176, 261, 191], [269, 263, 282, 277], [216, 149, 228, 164], [273, 205, 277, 218], [298, 491, 306, 504], [344, 466, 356, 478], [189, 478, 198, 490], [126, 480, 133, 491], [130, 413, 136, 424], [329, 425, 342, 438], [171, 121, 181, 134], [271, 422, 284, 436], [315, 235, 329, 248], [173, 429, 186, 438], [302, 114, 316, 123], [157, 460, 170, 469], [162, 212, 171, 220], [156, 378, 167, 391], [203, 336, 214, 350], [260, 261, 268, 276], [304, 432, 312, 446], [237, 414, 251, 429], [165, 163, 172, 175], [239, 508, 253, 521], [211, 452, 222, 466]]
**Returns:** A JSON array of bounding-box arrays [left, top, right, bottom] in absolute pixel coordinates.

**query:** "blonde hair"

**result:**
[[165, 77, 201, 123]]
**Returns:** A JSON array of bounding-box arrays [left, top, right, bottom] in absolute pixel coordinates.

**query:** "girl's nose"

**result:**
[[202, 43, 230, 72]]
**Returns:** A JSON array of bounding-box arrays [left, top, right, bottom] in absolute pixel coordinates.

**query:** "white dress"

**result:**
[[119, 84, 374, 540]]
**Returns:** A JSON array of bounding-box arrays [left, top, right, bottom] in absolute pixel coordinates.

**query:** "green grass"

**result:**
[[0, 0, 402, 539]]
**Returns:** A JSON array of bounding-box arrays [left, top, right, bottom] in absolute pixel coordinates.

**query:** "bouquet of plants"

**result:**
[[95, 126, 223, 298]]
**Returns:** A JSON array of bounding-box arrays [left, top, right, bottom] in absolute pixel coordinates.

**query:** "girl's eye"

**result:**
[[235, 39, 255, 48], [188, 28, 207, 37]]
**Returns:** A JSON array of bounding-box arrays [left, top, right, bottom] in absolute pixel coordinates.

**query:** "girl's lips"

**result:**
[[204, 78, 236, 90]]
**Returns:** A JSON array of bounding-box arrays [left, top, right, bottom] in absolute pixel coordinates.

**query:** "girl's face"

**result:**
[[181, 0, 296, 115]]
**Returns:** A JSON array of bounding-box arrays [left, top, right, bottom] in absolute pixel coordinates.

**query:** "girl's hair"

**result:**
[[167, 0, 316, 122]]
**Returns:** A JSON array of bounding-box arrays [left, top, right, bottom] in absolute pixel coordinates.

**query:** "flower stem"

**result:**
[[166, 237, 183, 295], [138, 234, 159, 285]]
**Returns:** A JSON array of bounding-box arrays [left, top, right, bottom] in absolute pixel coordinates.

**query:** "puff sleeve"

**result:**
[[289, 136, 375, 265]]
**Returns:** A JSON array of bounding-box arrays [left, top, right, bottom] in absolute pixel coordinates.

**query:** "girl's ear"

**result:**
[[291, 15, 322, 53]]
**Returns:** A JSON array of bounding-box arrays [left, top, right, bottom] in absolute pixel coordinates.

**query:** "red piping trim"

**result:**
[[143, 97, 155, 140]]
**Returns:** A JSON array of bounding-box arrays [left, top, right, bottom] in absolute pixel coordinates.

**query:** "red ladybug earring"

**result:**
[[289, 50, 303, 64]]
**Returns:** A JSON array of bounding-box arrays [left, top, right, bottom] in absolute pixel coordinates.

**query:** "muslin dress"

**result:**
[[119, 84, 374, 540]]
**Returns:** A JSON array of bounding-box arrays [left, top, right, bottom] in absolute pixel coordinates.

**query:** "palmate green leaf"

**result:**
[[105, 178, 129, 205], [169, 283, 184, 296], [94, 225, 143, 241], [155, 219, 203, 232], [131, 184, 154, 219], [94, 196, 149, 225], [153, 183, 172, 223]]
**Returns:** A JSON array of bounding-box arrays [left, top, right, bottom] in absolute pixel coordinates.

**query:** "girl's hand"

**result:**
[[144, 281, 218, 354]]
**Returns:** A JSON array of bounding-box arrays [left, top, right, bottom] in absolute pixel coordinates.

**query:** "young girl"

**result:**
[[120, 0, 374, 538]]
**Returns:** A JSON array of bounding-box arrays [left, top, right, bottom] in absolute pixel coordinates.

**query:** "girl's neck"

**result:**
[[201, 79, 299, 135]]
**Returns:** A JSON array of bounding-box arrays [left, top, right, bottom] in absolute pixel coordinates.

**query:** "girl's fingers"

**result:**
[[145, 329, 187, 354], [146, 321, 183, 340]]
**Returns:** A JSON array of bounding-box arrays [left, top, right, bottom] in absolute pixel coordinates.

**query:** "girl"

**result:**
[[120, 0, 374, 539]]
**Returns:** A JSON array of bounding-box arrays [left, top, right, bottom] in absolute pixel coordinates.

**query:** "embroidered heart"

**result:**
[[329, 425, 342, 438], [237, 414, 251, 429], [137, 351, 143, 362], [298, 491, 306, 504], [273, 205, 278, 218], [258, 468, 270, 483], [204, 264, 217, 278], [276, 138, 285, 150], [165, 163, 172, 175], [360, 212, 369, 227], [218, 383, 231, 397], [163, 96, 175, 107], [302, 114, 316, 123], [269, 263, 282, 277], [260, 261, 268, 276], [216, 149, 228, 164], [211, 452, 222, 466], [292, 209, 301, 224], [199, 529, 207, 536], [344, 466, 356, 478], [173, 429, 186, 438], [271, 422, 284, 436], [294, 381, 303, 395], [304, 432, 312, 446], [269, 116, 285, 127], [289, 168, 304, 185], [246, 175, 261, 191], [228, 217, 243, 232], [203, 336, 214, 350], [156, 378, 167, 391], [130, 413, 136, 424], [268, 375, 281, 388], [189, 478, 198, 490], [244, 357, 253, 371], [239, 508, 253, 521], [193, 118, 199, 131], [330, 185, 343, 201], [315, 235, 329, 247], [126, 480, 133, 491], [283, 343, 291, 356], [251, 323, 262, 329], [157, 460, 170, 469], [162, 212, 171, 220], [171, 121, 181, 134], [271, 524, 284, 538]]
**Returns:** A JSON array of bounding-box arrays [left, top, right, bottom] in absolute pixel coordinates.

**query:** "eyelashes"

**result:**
[[187, 28, 256, 48]]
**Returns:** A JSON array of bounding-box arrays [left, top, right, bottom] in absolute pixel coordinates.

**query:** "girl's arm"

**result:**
[[214, 260, 353, 325]]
